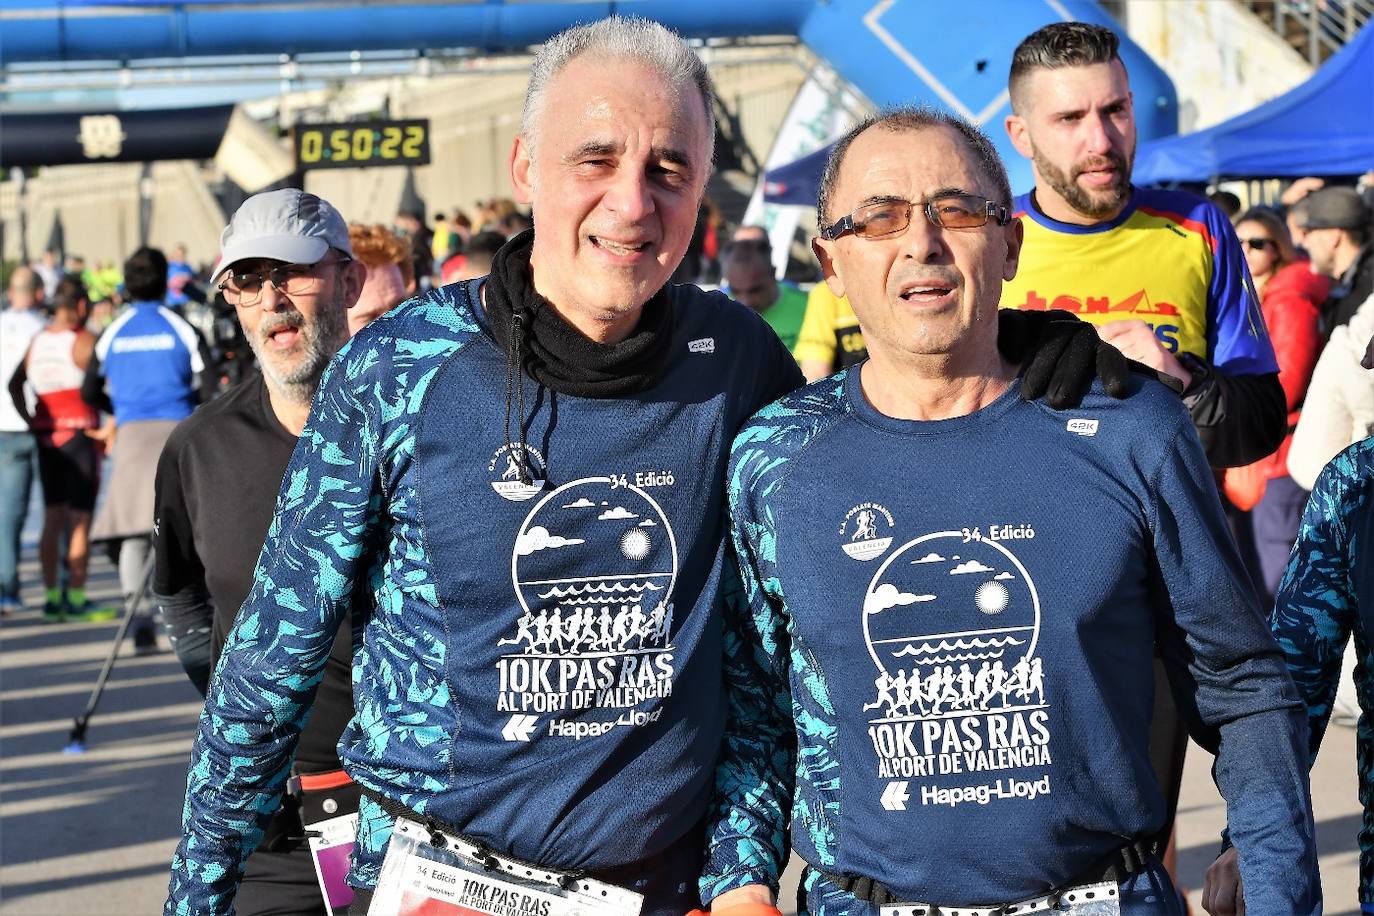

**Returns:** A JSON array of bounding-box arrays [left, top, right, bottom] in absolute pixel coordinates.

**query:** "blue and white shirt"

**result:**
[[706, 367, 1318, 914], [92, 300, 206, 423]]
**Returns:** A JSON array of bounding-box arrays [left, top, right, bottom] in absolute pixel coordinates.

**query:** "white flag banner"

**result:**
[[742, 67, 864, 278]]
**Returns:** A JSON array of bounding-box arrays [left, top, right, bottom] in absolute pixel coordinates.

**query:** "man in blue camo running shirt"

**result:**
[[704, 108, 1319, 915], [166, 19, 1138, 916], [1206, 332, 1374, 914]]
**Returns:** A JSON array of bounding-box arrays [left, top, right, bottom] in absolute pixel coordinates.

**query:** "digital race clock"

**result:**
[[294, 119, 431, 170]]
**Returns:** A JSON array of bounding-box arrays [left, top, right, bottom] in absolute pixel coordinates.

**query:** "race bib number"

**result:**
[[368, 818, 643, 916], [306, 812, 359, 910]]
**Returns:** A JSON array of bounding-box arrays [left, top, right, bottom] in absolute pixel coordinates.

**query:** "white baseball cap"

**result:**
[[218, 188, 352, 276]]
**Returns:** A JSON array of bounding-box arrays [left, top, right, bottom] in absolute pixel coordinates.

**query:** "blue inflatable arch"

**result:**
[[0, 0, 1177, 195]]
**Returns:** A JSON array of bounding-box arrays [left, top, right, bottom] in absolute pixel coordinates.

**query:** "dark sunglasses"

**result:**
[[1239, 238, 1276, 252]]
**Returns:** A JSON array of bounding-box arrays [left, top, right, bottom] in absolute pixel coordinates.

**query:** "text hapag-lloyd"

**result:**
[[923, 775, 1052, 808]]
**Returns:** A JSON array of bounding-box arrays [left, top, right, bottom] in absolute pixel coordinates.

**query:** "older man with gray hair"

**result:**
[[166, 18, 1131, 916]]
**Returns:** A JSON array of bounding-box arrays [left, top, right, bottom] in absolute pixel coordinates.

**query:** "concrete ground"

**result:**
[[0, 519, 1361, 914]]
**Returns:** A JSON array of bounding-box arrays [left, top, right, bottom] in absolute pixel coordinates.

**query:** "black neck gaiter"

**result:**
[[482, 228, 675, 398], [479, 228, 676, 484]]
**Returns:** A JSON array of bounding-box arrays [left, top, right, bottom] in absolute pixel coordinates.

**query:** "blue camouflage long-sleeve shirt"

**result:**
[[165, 279, 801, 915], [1272, 436, 1374, 904], [706, 368, 1319, 913]]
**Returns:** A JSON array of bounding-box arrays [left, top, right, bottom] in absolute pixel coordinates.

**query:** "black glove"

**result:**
[[997, 308, 1143, 409]]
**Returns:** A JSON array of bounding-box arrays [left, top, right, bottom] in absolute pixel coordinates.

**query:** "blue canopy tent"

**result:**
[[1133, 22, 1374, 183]]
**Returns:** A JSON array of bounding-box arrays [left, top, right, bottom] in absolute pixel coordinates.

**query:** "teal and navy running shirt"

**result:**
[[1271, 437, 1374, 909], [706, 368, 1318, 912], [165, 279, 800, 915]]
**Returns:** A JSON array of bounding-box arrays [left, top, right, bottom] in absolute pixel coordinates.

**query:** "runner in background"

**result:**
[[8, 284, 113, 622], [155, 188, 366, 915], [83, 246, 214, 652], [0, 266, 48, 616]]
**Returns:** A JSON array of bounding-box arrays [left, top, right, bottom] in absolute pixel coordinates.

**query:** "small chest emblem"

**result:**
[[488, 444, 548, 501], [840, 502, 895, 561], [688, 337, 715, 354], [1066, 418, 1099, 437]]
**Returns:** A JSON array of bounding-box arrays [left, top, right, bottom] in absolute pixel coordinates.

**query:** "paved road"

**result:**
[[0, 532, 1361, 914]]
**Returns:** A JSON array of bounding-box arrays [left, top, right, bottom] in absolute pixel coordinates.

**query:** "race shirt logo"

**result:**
[[487, 444, 548, 502], [498, 477, 678, 741], [863, 528, 1052, 809], [840, 502, 894, 561]]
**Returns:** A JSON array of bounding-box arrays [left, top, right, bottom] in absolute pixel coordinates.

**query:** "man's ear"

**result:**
[[1005, 112, 1034, 161], [343, 259, 368, 308], [812, 237, 846, 299], [1002, 216, 1025, 283], [509, 135, 535, 206]]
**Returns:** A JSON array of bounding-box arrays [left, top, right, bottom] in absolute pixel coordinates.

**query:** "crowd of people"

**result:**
[[2, 14, 1374, 916]]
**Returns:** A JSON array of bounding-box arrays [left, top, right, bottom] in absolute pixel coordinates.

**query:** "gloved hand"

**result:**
[[996, 308, 1132, 409], [686, 906, 785, 916]]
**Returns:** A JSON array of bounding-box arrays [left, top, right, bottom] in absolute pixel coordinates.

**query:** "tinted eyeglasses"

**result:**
[[820, 193, 1010, 241], [218, 257, 352, 307], [1239, 237, 1276, 252]]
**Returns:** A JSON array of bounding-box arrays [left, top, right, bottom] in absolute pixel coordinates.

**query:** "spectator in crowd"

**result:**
[[708, 104, 1317, 916], [794, 282, 867, 382], [0, 266, 49, 615], [346, 223, 416, 335], [8, 285, 112, 621], [1287, 282, 1374, 492], [430, 212, 454, 266], [1286, 194, 1314, 254], [1223, 208, 1328, 601], [155, 188, 366, 915], [1210, 189, 1242, 223], [440, 229, 506, 285], [34, 249, 62, 300], [166, 243, 198, 307], [163, 18, 1113, 915], [720, 240, 807, 352], [1002, 21, 1284, 470], [731, 224, 770, 246], [83, 246, 213, 652], [1205, 332, 1374, 913], [1302, 186, 1373, 337], [393, 209, 434, 290]]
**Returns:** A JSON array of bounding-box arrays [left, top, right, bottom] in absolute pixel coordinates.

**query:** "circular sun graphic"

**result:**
[[620, 527, 652, 561], [974, 580, 1010, 615]]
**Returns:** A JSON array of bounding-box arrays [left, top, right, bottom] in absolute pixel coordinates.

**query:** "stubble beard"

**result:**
[[1033, 145, 1134, 221]]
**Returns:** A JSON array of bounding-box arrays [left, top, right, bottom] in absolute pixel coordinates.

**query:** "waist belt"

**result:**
[[360, 787, 587, 891], [289, 768, 355, 793], [815, 838, 1154, 910]]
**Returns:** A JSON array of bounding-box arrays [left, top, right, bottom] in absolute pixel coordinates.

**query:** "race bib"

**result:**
[[306, 812, 359, 910], [368, 818, 643, 916]]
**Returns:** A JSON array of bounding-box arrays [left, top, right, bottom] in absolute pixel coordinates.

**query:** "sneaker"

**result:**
[[42, 600, 67, 622], [133, 625, 160, 655], [67, 600, 119, 623], [0, 597, 19, 617]]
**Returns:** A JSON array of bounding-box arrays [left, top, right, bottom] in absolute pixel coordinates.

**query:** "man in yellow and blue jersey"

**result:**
[[1002, 22, 1284, 470]]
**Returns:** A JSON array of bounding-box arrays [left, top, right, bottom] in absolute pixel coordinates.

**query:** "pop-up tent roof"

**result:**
[[1133, 22, 1374, 184]]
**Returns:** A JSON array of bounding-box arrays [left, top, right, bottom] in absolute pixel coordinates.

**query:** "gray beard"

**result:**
[[248, 299, 349, 408]]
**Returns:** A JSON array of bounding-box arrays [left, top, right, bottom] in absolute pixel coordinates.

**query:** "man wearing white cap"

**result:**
[[153, 187, 366, 915]]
